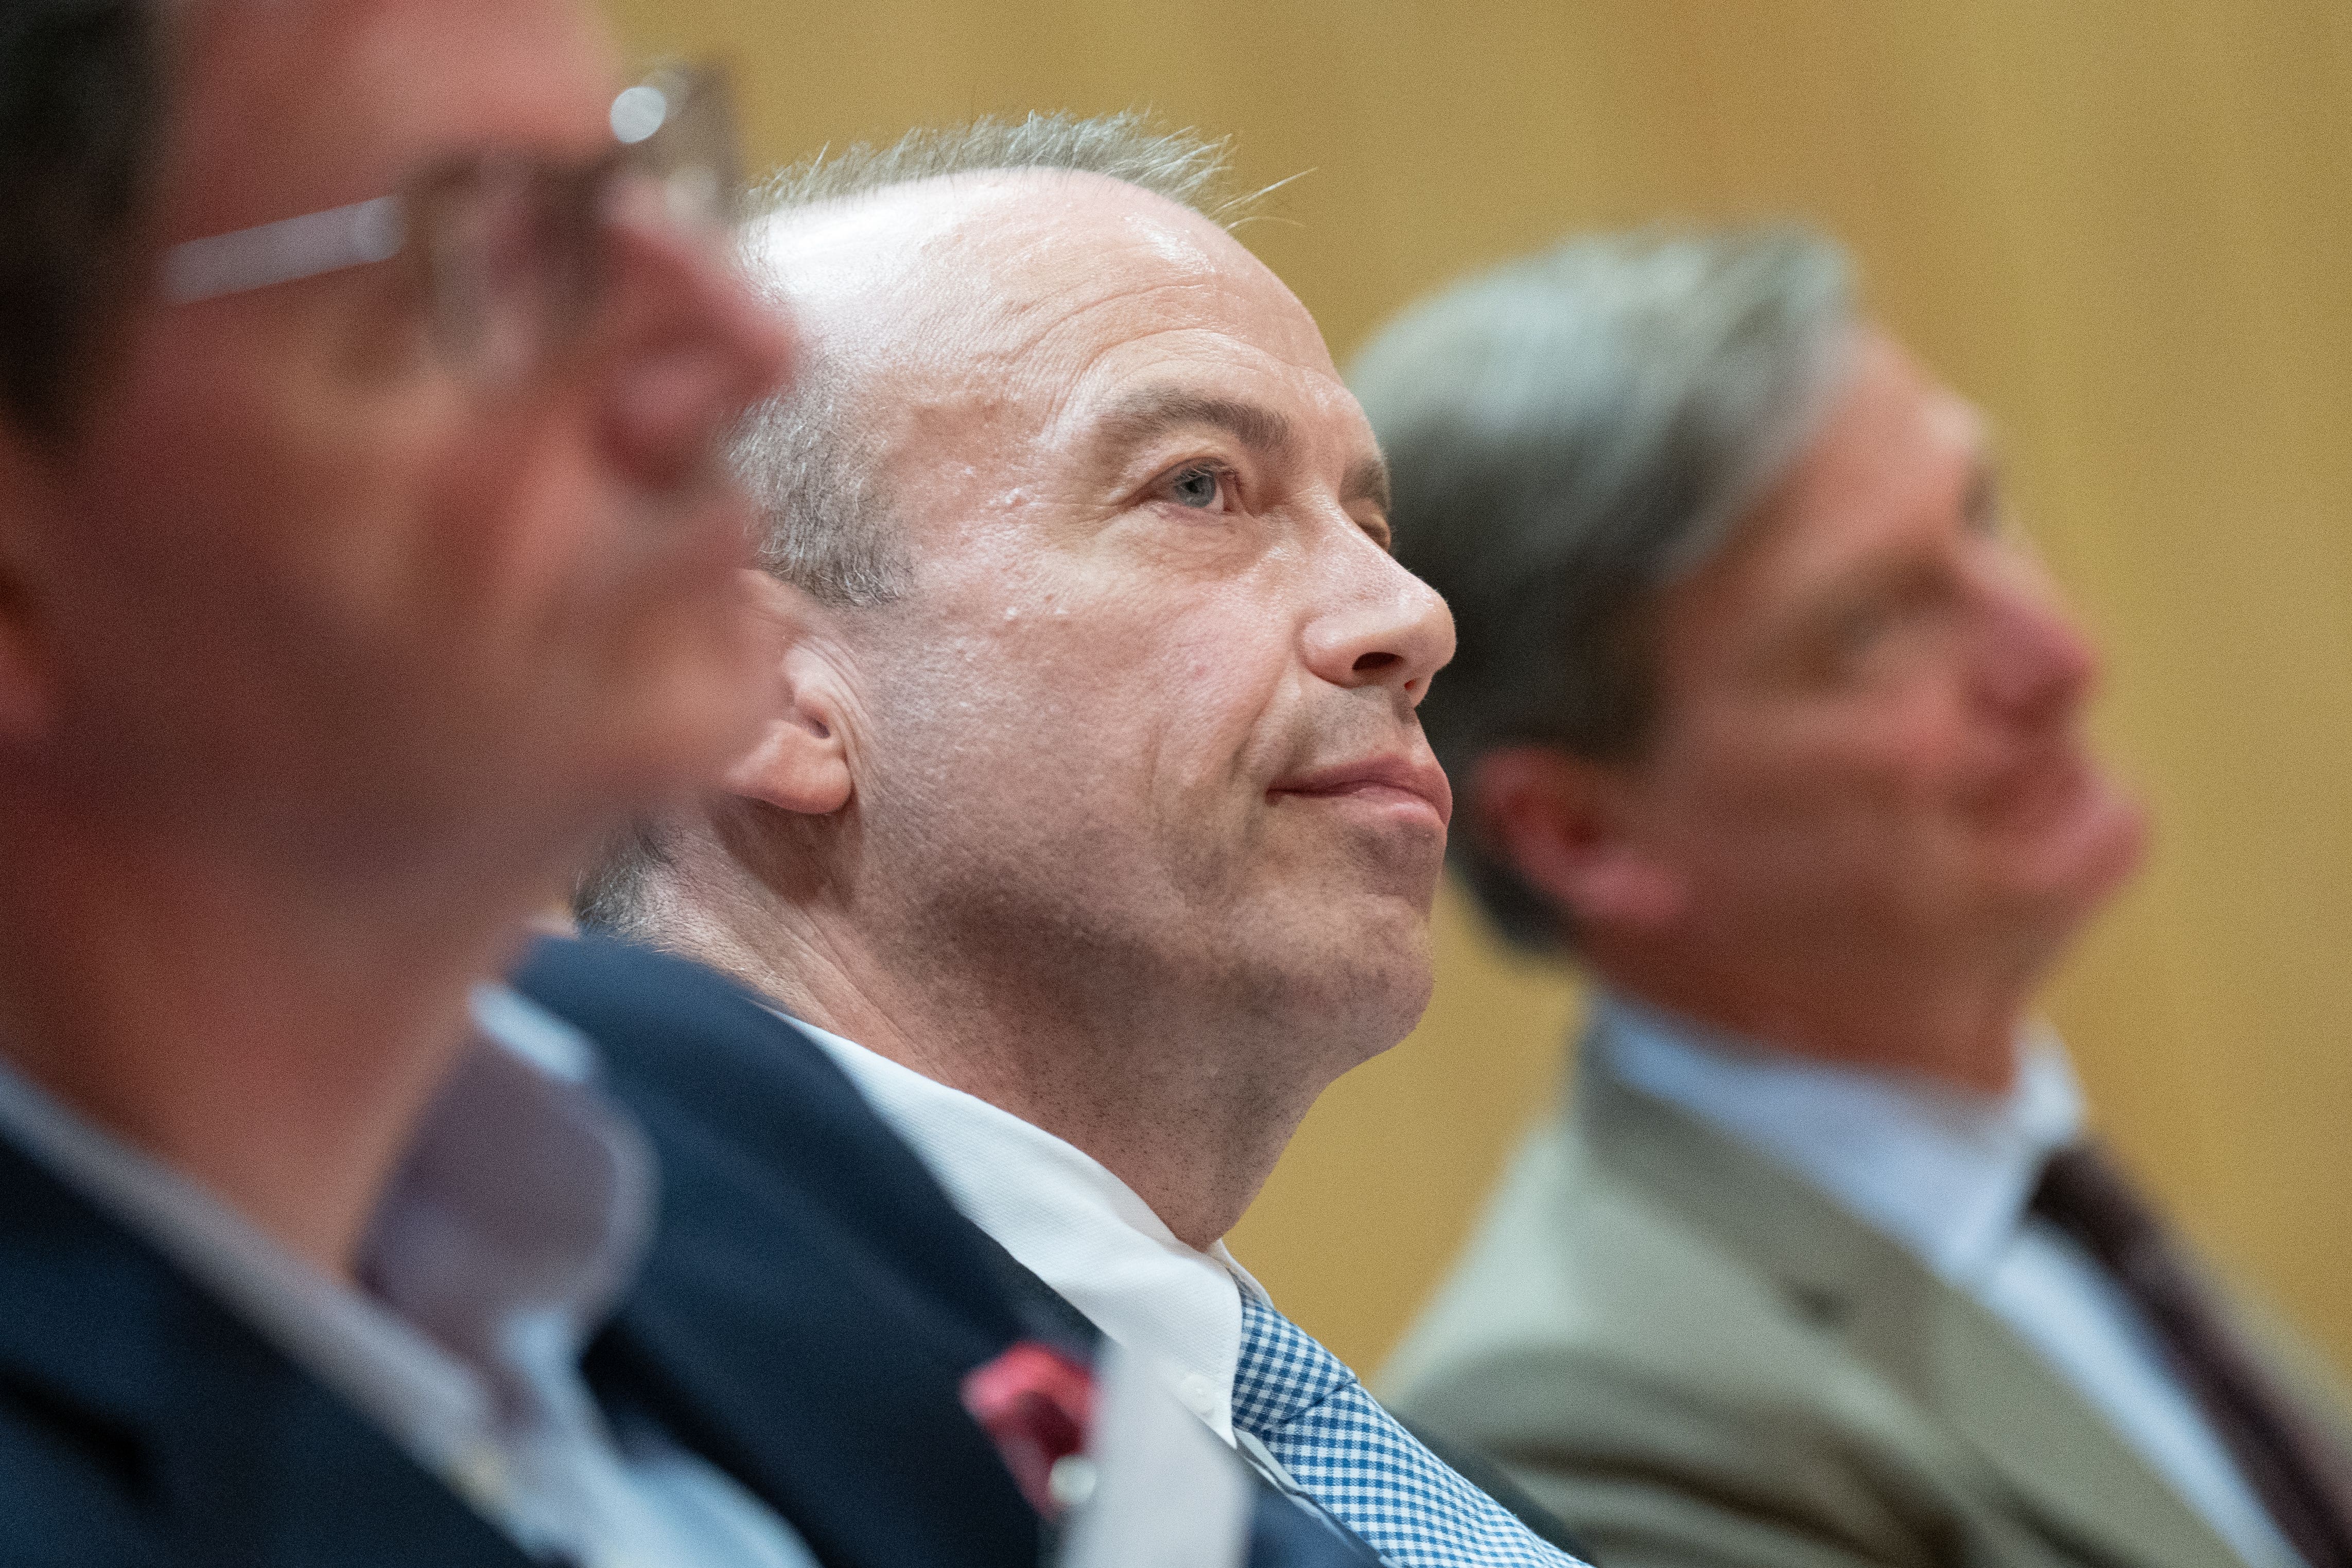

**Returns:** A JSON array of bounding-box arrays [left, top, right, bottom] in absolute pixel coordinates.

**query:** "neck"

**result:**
[[1590, 932, 2042, 1096], [0, 803, 538, 1278], [645, 846, 1318, 1250]]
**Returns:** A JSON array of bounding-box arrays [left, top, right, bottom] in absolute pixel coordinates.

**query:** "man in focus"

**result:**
[[578, 114, 1586, 1568], [1356, 227, 2352, 1568], [0, 2, 806, 1561]]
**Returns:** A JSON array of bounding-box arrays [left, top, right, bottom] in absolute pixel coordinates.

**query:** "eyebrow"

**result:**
[[1090, 386, 1393, 513], [1094, 388, 1298, 465]]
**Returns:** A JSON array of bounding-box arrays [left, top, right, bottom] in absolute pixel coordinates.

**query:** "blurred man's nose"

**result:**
[[1973, 555, 2099, 726], [1302, 537, 1457, 705], [595, 205, 794, 489]]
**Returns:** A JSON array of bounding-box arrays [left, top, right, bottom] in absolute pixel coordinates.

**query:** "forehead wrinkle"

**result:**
[[987, 272, 1238, 379], [821, 272, 1242, 446], [1087, 387, 1300, 474]]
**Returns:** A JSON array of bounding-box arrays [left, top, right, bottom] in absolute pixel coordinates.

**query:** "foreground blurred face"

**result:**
[[30, 0, 789, 892], [1623, 329, 2145, 973], [764, 173, 1455, 1066]]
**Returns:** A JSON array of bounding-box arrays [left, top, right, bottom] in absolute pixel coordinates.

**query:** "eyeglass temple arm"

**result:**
[[163, 195, 407, 306]]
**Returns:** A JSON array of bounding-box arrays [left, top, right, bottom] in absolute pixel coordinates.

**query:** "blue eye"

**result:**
[[1170, 465, 1221, 509]]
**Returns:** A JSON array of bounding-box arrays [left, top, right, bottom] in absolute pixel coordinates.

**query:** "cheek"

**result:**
[[412, 405, 602, 636], [1673, 698, 1974, 859], [1122, 590, 1293, 812], [902, 580, 1285, 839], [1848, 689, 1990, 822], [390, 376, 687, 680], [101, 321, 472, 628]]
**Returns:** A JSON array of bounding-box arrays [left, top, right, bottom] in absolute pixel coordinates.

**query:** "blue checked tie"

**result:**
[[1231, 1290, 1589, 1568]]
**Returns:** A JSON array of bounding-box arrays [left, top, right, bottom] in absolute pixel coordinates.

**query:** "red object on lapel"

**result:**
[[961, 1341, 1097, 1517]]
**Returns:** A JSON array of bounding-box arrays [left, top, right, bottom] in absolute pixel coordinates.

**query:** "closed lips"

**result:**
[[1269, 756, 1453, 826]]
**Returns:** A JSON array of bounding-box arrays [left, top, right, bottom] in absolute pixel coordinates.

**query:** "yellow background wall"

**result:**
[[604, 0, 2352, 1378]]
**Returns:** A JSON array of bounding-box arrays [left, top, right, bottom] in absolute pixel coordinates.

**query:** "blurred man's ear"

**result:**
[[722, 570, 853, 817], [1472, 745, 1684, 936]]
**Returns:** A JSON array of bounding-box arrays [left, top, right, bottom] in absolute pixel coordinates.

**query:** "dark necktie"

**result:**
[[2030, 1142, 2352, 1568]]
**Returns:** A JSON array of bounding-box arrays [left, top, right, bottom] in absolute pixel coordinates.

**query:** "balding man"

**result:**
[[1356, 228, 2352, 1568], [565, 115, 1588, 1568], [0, 2, 813, 1563]]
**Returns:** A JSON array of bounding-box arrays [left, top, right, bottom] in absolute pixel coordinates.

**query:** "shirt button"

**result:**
[[1179, 1373, 1217, 1414]]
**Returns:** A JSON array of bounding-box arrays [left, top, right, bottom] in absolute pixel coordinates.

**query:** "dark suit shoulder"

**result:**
[[524, 934, 1391, 1568], [516, 932, 1034, 1345], [0, 1134, 531, 1568], [0, 1377, 163, 1568], [522, 934, 1048, 1568]]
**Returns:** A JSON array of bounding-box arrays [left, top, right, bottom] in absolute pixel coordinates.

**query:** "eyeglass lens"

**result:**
[[423, 66, 742, 383]]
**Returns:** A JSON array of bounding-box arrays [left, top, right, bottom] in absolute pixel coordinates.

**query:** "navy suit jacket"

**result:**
[[521, 932, 1383, 1568], [527, 933, 1045, 1568], [0, 1133, 535, 1568], [0, 934, 1373, 1568]]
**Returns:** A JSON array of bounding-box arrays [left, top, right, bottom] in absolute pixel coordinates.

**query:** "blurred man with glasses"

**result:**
[[0, 3, 805, 1563]]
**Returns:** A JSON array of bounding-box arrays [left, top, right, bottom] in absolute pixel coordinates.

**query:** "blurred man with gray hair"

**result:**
[[1357, 228, 2352, 1568], [0, 1, 812, 1562]]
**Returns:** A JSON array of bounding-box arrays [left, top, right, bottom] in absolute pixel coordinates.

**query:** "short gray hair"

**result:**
[[1351, 227, 1854, 950], [576, 112, 1252, 931]]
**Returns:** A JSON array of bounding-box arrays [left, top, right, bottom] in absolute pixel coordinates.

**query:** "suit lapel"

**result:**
[[0, 1133, 529, 1568], [527, 935, 1396, 1568], [1580, 1044, 2244, 1568], [587, 1144, 1041, 1568], [946, 1231, 1393, 1568], [1925, 1277, 2243, 1568], [566, 972, 1044, 1568]]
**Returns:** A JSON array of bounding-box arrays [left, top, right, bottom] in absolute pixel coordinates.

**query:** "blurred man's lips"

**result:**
[[1970, 741, 2132, 844], [1967, 737, 2148, 898], [1269, 754, 1454, 828]]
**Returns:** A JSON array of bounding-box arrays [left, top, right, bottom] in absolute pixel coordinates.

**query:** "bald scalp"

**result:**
[[719, 108, 1257, 611], [729, 161, 1286, 613]]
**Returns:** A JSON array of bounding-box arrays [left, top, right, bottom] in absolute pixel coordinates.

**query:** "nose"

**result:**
[[1972, 555, 2099, 727], [592, 203, 796, 489], [1301, 537, 1456, 704]]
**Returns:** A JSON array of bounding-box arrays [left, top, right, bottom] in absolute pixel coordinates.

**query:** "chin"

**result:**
[[1995, 778, 2151, 931], [1286, 901, 1438, 1062]]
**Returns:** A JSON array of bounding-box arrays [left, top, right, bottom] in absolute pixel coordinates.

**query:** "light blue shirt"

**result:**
[[1597, 991, 2302, 1568], [0, 986, 815, 1568]]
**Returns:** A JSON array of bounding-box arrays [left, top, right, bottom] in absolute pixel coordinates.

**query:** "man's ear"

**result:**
[[1471, 745, 1685, 935], [721, 570, 855, 818]]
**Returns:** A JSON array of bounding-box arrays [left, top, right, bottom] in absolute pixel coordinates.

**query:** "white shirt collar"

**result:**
[[794, 1019, 1258, 1440], [0, 988, 667, 1558], [1594, 990, 2083, 1283]]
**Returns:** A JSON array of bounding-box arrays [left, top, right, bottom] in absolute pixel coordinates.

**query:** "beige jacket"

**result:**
[[1383, 1033, 2348, 1568]]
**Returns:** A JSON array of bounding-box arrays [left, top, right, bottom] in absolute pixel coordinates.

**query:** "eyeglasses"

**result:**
[[161, 64, 743, 382]]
